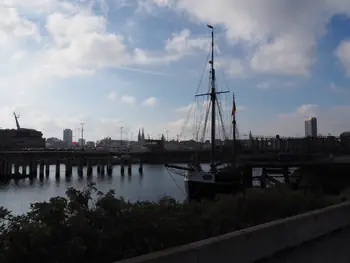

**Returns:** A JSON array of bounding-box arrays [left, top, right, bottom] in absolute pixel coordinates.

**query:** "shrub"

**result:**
[[0, 184, 342, 263]]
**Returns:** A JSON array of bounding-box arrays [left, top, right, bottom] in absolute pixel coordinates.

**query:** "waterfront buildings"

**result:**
[[305, 117, 318, 138], [0, 128, 45, 150], [63, 129, 73, 148]]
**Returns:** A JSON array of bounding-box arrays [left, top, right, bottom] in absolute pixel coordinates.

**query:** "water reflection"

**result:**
[[0, 164, 187, 214]]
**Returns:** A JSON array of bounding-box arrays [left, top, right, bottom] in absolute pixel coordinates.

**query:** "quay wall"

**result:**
[[116, 201, 350, 263]]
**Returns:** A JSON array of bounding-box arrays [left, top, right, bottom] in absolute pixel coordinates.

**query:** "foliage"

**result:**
[[0, 184, 343, 263]]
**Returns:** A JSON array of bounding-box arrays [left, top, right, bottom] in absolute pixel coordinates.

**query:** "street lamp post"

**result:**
[[120, 127, 124, 145]]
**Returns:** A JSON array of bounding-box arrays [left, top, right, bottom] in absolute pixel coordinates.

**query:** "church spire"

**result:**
[[138, 129, 141, 142], [141, 128, 145, 141]]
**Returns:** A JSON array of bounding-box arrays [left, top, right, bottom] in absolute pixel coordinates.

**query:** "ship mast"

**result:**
[[196, 25, 229, 171], [232, 93, 237, 165]]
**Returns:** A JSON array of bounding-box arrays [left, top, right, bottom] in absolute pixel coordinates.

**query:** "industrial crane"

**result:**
[[13, 112, 21, 130]]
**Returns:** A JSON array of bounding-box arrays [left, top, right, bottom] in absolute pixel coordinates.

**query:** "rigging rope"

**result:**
[[216, 99, 228, 140], [179, 49, 211, 140], [165, 167, 186, 197], [200, 100, 211, 143]]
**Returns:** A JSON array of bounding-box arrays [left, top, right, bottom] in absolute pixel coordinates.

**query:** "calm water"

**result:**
[[0, 164, 265, 215], [0, 164, 188, 215]]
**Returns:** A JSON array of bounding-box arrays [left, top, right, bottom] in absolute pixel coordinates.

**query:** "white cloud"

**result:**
[[0, 5, 39, 47], [120, 95, 136, 104], [335, 40, 350, 76], [175, 103, 194, 113], [10, 50, 26, 61], [256, 80, 297, 90], [107, 91, 117, 101], [224, 59, 245, 77], [143, 96, 157, 106], [250, 34, 315, 76], [165, 29, 210, 56], [144, 0, 350, 76]]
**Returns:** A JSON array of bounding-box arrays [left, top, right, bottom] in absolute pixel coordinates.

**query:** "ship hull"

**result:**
[[185, 180, 241, 201], [184, 168, 242, 201]]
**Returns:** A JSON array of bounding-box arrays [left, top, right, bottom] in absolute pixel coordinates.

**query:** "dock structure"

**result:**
[[1, 149, 350, 193], [0, 152, 143, 181]]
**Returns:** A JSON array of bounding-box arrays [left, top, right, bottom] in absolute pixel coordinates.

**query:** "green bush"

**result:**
[[0, 184, 342, 263]]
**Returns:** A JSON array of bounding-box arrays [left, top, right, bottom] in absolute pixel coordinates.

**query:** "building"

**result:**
[[0, 128, 45, 150], [78, 138, 86, 147], [46, 137, 67, 149], [305, 117, 317, 137], [63, 129, 73, 148], [85, 141, 95, 148]]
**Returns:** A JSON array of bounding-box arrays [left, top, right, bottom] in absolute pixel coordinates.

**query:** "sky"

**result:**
[[2, 0, 350, 141]]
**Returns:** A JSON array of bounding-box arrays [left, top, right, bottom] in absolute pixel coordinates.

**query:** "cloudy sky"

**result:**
[[2, 0, 350, 141]]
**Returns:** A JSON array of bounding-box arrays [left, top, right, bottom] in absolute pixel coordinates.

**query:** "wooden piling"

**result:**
[[55, 159, 60, 177], [45, 161, 50, 177]]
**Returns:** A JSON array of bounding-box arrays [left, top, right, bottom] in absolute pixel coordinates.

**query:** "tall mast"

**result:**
[[232, 93, 237, 165], [208, 24, 216, 167], [195, 25, 229, 171]]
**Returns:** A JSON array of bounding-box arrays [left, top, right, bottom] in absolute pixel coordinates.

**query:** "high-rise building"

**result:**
[[63, 129, 73, 147], [305, 117, 317, 137]]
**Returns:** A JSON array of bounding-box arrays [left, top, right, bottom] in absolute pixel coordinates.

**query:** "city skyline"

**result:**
[[1, 1, 350, 141]]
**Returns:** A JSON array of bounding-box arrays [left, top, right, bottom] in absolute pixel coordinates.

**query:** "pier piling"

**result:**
[[22, 165, 27, 176], [78, 159, 83, 177], [55, 159, 60, 177], [39, 160, 44, 177], [65, 159, 72, 177], [14, 162, 19, 175], [87, 160, 92, 177], [45, 162, 50, 177], [107, 158, 113, 175], [29, 160, 37, 177]]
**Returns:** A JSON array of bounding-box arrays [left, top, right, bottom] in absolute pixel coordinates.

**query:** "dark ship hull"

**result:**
[[185, 165, 243, 201]]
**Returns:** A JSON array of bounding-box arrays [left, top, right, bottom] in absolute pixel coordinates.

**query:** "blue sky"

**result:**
[[2, 0, 350, 141]]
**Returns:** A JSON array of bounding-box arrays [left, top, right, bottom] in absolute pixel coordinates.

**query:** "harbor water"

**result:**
[[0, 164, 264, 214]]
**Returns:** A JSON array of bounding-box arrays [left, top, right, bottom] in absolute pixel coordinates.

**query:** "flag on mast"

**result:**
[[232, 93, 236, 116]]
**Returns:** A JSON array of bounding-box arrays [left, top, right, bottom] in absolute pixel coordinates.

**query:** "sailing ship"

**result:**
[[165, 25, 243, 201]]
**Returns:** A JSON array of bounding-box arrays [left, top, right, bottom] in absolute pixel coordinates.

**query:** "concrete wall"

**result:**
[[116, 202, 350, 263]]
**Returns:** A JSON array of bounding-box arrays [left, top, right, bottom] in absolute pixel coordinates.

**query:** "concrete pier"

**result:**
[[97, 160, 101, 174], [55, 160, 60, 177], [39, 160, 44, 177], [100, 160, 105, 175], [14, 163, 19, 175], [45, 162, 50, 176], [138, 162, 143, 174], [78, 159, 83, 177], [107, 158, 113, 175], [87, 160, 93, 177], [65, 159, 72, 177], [29, 160, 37, 177], [22, 165, 27, 176]]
